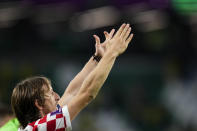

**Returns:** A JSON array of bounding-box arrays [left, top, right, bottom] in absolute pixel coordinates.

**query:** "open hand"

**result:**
[[107, 23, 134, 56], [93, 29, 115, 57]]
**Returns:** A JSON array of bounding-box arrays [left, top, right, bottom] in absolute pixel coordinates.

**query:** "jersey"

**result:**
[[0, 118, 19, 131], [18, 105, 72, 131]]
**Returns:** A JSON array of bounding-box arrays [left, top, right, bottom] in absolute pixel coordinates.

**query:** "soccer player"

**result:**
[[11, 23, 134, 131], [0, 118, 19, 131]]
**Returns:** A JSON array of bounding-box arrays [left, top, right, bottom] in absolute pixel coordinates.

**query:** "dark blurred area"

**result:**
[[0, 0, 197, 130]]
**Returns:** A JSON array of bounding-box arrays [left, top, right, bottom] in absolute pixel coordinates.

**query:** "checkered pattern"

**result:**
[[18, 105, 72, 131]]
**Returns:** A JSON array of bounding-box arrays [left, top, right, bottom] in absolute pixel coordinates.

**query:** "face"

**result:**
[[42, 85, 60, 115]]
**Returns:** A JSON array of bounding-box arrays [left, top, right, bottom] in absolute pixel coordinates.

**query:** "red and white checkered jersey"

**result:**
[[18, 105, 72, 131]]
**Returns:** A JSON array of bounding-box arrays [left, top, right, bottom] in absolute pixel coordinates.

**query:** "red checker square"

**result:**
[[38, 116, 47, 124], [33, 125, 38, 131], [56, 114, 63, 119], [56, 128, 66, 131], [47, 119, 56, 131], [29, 121, 36, 127]]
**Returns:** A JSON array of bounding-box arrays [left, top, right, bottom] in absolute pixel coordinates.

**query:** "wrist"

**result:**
[[93, 54, 102, 62], [104, 50, 118, 58]]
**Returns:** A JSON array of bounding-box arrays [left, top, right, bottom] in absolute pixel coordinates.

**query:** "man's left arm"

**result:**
[[58, 29, 115, 105]]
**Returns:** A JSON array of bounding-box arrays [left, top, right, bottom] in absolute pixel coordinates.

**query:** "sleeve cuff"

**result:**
[[62, 105, 72, 131]]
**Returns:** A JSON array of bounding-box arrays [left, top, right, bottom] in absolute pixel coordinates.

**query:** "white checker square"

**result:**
[[47, 113, 56, 121], [25, 125, 33, 130], [55, 118, 64, 129], [37, 122, 47, 130], [34, 119, 40, 126]]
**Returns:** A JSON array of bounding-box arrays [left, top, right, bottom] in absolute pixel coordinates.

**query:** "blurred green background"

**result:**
[[0, 0, 197, 131]]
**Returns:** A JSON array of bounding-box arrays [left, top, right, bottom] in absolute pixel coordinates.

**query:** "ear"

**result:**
[[35, 99, 43, 110]]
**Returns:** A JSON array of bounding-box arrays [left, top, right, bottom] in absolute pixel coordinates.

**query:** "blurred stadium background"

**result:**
[[0, 0, 197, 131]]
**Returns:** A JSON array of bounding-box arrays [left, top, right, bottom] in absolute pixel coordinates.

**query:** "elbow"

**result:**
[[80, 75, 102, 103], [86, 81, 100, 101], [84, 88, 98, 103], [85, 91, 96, 103], [88, 94, 96, 101]]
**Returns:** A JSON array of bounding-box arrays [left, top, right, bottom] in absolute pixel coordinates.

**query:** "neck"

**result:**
[[40, 110, 45, 118]]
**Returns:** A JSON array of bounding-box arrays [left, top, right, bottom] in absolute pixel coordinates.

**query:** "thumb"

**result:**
[[93, 35, 100, 45], [104, 31, 110, 40]]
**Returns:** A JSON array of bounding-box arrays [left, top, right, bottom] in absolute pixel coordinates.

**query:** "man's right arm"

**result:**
[[60, 23, 134, 121], [67, 50, 117, 120]]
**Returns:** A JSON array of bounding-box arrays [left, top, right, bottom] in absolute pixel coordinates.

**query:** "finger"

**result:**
[[123, 27, 131, 40], [120, 24, 130, 38], [95, 44, 98, 55], [94, 35, 100, 55], [109, 29, 115, 39], [126, 33, 134, 45], [104, 31, 110, 40], [93, 35, 100, 45], [114, 23, 126, 37], [95, 42, 98, 48]]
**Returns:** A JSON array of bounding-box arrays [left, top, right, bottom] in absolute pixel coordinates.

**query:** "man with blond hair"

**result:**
[[11, 23, 134, 131]]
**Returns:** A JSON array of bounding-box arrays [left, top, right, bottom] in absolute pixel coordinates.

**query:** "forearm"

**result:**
[[58, 56, 98, 105], [65, 56, 98, 95], [79, 52, 116, 99], [64, 23, 133, 121], [67, 51, 117, 120]]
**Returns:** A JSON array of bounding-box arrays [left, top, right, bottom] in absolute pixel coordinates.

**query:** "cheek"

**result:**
[[44, 98, 57, 112], [48, 97, 56, 107]]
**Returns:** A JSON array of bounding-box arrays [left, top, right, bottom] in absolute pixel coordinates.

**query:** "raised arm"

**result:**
[[58, 29, 115, 105], [58, 57, 97, 105], [61, 23, 134, 121]]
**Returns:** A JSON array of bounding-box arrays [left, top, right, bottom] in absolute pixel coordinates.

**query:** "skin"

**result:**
[[37, 85, 60, 117], [37, 23, 134, 120], [64, 23, 133, 121], [37, 32, 111, 117]]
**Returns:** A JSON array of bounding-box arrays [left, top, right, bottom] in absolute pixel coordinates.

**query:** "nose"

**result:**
[[54, 92, 60, 101]]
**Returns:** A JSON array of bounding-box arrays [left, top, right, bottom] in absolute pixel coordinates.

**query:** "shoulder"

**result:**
[[20, 105, 72, 131]]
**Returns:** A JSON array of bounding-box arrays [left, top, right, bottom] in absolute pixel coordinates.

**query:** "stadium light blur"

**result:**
[[69, 6, 120, 32]]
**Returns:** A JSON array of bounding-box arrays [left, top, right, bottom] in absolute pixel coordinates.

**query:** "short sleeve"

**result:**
[[62, 106, 72, 131]]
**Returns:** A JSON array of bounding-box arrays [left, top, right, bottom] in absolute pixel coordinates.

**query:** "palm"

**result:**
[[93, 29, 115, 57], [95, 42, 106, 57]]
